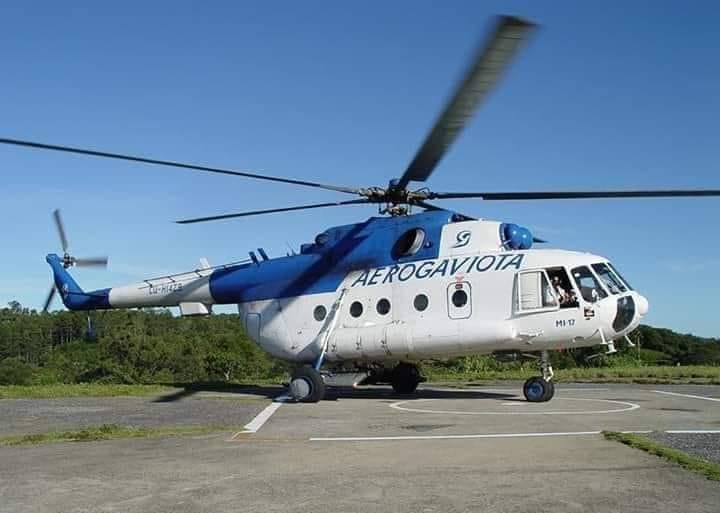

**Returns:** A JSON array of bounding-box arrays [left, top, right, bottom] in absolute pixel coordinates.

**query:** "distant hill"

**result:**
[[630, 324, 720, 365], [0, 302, 717, 386]]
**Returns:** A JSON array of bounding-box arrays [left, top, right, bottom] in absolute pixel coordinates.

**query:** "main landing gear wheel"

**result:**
[[523, 377, 555, 402], [391, 362, 422, 394], [289, 367, 326, 403]]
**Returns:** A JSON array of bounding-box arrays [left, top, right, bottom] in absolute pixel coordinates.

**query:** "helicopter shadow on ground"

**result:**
[[152, 383, 517, 403], [322, 386, 517, 402], [152, 382, 284, 403]]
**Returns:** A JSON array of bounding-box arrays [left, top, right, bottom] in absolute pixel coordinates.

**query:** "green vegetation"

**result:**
[[0, 301, 718, 388], [0, 423, 238, 446], [424, 364, 720, 384], [0, 301, 289, 386], [0, 383, 172, 399], [603, 431, 720, 481]]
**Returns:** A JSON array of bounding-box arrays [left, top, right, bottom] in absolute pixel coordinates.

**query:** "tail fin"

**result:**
[[46, 254, 110, 310]]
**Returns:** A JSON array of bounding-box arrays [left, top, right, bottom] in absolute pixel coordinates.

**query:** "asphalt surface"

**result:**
[[647, 432, 720, 465], [0, 391, 271, 436], [1, 383, 719, 513]]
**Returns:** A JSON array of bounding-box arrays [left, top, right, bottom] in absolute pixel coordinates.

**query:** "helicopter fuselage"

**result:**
[[47, 209, 648, 366]]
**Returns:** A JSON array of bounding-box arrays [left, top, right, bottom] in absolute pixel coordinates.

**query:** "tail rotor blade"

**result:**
[[53, 209, 69, 253], [74, 256, 109, 268], [43, 286, 57, 312]]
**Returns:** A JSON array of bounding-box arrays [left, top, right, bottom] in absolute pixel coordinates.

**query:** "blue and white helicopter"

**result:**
[[4, 16, 719, 403]]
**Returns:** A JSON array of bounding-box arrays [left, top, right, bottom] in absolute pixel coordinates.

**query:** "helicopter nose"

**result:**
[[636, 294, 649, 317]]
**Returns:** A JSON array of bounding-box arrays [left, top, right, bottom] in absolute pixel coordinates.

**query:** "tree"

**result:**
[[0, 357, 34, 385]]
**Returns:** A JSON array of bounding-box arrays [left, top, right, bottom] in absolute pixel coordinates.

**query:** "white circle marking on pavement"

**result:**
[[389, 397, 640, 415]]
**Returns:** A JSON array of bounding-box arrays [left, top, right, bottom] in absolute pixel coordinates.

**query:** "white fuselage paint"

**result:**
[[237, 249, 643, 363], [235, 220, 646, 364]]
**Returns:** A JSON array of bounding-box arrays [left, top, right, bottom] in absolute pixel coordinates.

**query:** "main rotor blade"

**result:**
[[0, 138, 360, 195], [43, 286, 56, 312], [52, 209, 69, 252], [177, 199, 370, 224], [429, 189, 720, 200], [396, 16, 536, 189], [74, 256, 109, 267]]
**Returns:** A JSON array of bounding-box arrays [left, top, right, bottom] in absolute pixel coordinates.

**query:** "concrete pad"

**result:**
[[1, 383, 719, 513], [2, 432, 720, 513]]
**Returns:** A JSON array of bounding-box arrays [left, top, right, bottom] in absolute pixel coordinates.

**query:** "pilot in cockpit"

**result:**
[[550, 274, 578, 308]]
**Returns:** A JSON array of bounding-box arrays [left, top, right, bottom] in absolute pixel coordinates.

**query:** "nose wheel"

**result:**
[[523, 350, 555, 402]]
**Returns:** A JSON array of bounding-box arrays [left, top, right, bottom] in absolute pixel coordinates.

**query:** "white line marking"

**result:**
[[389, 397, 640, 416], [310, 431, 603, 442], [665, 430, 720, 434], [653, 390, 720, 403], [309, 429, 717, 442], [231, 395, 288, 437]]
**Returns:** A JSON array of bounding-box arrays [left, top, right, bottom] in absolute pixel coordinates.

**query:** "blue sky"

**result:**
[[1, 1, 718, 337]]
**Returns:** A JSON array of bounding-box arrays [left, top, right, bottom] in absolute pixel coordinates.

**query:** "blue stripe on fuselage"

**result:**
[[208, 211, 452, 303]]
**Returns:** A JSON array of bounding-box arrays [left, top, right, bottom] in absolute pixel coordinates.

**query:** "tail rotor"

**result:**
[[44, 209, 108, 312]]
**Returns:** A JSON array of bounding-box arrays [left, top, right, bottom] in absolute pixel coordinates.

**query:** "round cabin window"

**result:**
[[413, 293, 429, 312], [393, 228, 425, 259], [376, 298, 391, 315], [452, 289, 468, 308], [349, 301, 364, 318], [313, 305, 327, 322]]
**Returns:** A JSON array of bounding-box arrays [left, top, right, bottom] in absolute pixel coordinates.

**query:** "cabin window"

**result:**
[[393, 228, 425, 258], [451, 289, 468, 308], [571, 266, 608, 302], [516, 270, 559, 312], [349, 301, 364, 318], [376, 298, 391, 315], [313, 305, 327, 322], [413, 293, 429, 312]]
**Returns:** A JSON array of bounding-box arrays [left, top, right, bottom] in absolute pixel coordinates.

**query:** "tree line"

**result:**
[[0, 301, 718, 385]]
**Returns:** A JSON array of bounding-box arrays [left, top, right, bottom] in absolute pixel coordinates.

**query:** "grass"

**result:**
[[0, 383, 174, 399], [1, 365, 718, 399], [424, 365, 720, 384], [0, 423, 238, 446], [603, 431, 720, 481]]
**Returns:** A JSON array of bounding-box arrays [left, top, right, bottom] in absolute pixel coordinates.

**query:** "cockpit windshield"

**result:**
[[607, 262, 633, 291], [571, 266, 608, 302], [591, 263, 627, 295]]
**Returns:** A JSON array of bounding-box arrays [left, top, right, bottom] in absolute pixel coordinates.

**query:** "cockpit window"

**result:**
[[607, 262, 633, 291], [571, 266, 608, 302], [591, 263, 627, 295], [546, 267, 579, 308]]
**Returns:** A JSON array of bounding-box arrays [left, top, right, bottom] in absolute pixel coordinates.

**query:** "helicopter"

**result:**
[[3, 15, 719, 403]]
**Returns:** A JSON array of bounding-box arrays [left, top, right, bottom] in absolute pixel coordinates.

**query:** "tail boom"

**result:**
[[46, 254, 214, 311]]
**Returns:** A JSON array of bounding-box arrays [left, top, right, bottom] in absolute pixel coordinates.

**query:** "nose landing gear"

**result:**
[[523, 350, 555, 402]]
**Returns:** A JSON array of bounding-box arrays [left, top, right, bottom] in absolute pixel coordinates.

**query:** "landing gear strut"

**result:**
[[523, 350, 554, 402], [289, 366, 326, 403], [391, 362, 423, 394]]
